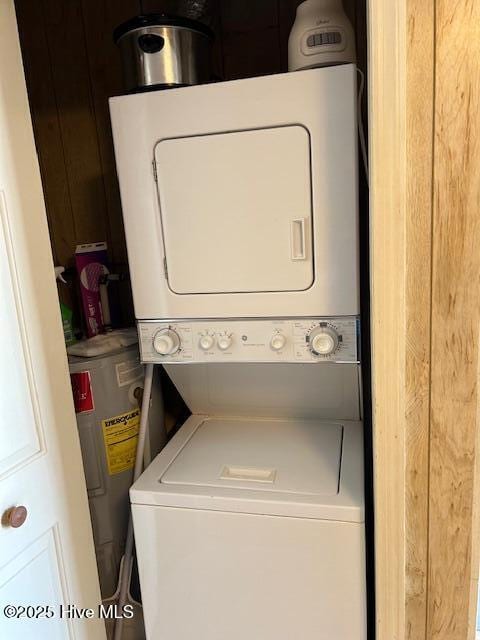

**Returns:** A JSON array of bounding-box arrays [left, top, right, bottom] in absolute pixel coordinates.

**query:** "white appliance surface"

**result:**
[[131, 414, 366, 640], [161, 417, 343, 495], [109, 64, 359, 320], [156, 125, 313, 294], [131, 414, 364, 521], [164, 362, 362, 421], [138, 316, 359, 364]]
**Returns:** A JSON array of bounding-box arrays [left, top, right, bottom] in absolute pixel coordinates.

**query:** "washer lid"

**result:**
[[131, 415, 364, 522], [161, 418, 342, 496]]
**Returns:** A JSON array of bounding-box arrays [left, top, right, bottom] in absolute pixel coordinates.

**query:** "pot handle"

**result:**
[[138, 34, 164, 54]]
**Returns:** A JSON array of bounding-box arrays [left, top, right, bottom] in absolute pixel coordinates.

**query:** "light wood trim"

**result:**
[[369, 1, 434, 638], [369, 1, 408, 637], [427, 2, 480, 638]]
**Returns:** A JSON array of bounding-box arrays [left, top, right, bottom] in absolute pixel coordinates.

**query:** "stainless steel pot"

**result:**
[[114, 14, 213, 92]]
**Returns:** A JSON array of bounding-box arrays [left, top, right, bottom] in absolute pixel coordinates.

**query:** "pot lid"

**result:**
[[113, 13, 214, 43]]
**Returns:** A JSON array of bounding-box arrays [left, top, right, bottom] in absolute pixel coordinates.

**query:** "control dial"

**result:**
[[217, 334, 233, 351], [153, 328, 181, 356], [308, 325, 340, 356], [270, 333, 287, 351], [199, 333, 215, 351]]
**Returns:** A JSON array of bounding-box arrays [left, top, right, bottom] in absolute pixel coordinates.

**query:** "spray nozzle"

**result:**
[[55, 266, 67, 284]]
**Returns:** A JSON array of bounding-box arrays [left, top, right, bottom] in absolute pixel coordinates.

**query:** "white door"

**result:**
[[0, 3, 105, 639], [155, 125, 314, 294]]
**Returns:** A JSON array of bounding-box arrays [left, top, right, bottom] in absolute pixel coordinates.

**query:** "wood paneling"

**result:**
[[15, 0, 139, 325], [14, 0, 76, 267], [81, 0, 138, 264], [140, 0, 179, 14], [16, 0, 137, 270], [369, 1, 434, 638], [41, 0, 109, 250], [220, 0, 280, 79], [371, 1, 480, 639], [278, 1, 301, 70], [404, 2, 434, 638], [427, 1, 480, 638]]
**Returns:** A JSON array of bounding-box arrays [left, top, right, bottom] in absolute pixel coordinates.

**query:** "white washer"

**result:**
[[131, 414, 366, 640]]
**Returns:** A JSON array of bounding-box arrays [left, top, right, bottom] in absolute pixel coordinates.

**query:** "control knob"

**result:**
[[199, 334, 215, 351], [308, 325, 339, 356], [217, 334, 233, 351], [270, 333, 287, 351], [153, 328, 181, 356]]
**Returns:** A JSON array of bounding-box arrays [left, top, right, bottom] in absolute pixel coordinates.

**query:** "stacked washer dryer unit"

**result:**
[[110, 64, 366, 640]]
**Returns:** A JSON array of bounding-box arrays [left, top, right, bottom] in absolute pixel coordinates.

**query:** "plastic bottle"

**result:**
[[55, 266, 76, 346]]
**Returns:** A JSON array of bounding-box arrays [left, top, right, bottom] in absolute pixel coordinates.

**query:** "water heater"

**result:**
[[288, 0, 356, 71]]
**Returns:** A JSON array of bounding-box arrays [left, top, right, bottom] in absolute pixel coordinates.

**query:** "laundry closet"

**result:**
[[13, 1, 371, 639]]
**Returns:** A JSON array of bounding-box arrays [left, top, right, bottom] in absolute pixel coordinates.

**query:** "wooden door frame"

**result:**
[[369, 1, 433, 637], [369, 1, 480, 638]]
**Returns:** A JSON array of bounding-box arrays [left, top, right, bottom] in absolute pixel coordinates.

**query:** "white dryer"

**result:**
[[109, 64, 358, 320]]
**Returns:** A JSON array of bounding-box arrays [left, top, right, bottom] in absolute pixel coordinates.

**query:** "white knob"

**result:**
[[153, 329, 181, 356], [270, 333, 287, 351], [309, 326, 339, 356], [199, 334, 215, 351], [217, 334, 232, 351]]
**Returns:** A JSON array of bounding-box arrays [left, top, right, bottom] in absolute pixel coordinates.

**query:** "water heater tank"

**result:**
[[288, 0, 356, 71], [69, 344, 166, 599]]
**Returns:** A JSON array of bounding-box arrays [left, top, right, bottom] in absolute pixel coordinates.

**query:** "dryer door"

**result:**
[[155, 125, 313, 295]]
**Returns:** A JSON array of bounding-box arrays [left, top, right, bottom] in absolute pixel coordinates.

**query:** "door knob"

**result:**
[[2, 505, 28, 528]]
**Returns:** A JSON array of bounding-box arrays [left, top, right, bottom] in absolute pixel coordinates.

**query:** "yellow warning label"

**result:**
[[102, 408, 140, 475]]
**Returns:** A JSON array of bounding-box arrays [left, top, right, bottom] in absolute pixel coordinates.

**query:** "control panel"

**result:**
[[306, 30, 342, 48], [138, 317, 359, 364], [302, 28, 346, 54]]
